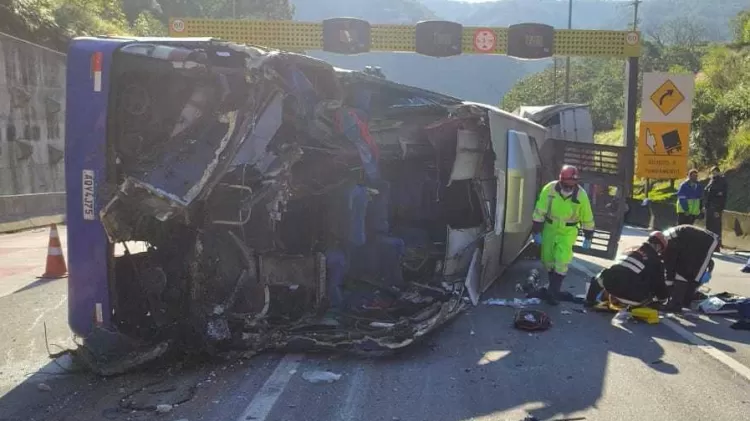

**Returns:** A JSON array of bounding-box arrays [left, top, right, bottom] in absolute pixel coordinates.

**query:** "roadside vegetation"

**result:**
[[503, 10, 750, 212], [1, 0, 294, 51]]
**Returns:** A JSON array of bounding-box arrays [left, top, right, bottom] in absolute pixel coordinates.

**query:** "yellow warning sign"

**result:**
[[636, 122, 690, 179], [649, 79, 685, 117]]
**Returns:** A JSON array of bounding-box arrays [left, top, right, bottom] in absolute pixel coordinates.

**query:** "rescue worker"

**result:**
[[584, 231, 670, 308], [703, 166, 728, 248], [660, 224, 719, 312], [532, 165, 595, 305], [675, 169, 704, 225]]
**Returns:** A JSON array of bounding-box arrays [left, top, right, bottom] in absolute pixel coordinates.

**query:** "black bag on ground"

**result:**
[[513, 310, 551, 331]]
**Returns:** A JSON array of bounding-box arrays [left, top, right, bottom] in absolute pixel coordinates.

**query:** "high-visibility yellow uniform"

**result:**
[[532, 181, 595, 275]]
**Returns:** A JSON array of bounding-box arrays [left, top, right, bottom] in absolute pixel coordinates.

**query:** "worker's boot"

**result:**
[[584, 276, 603, 308], [546, 272, 563, 306], [664, 281, 689, 313]]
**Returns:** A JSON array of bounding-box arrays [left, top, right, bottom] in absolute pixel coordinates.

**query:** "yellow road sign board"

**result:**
[[649, 79, 685, 117], [636, 121, 690, 179], [167, 18, 641, 58]]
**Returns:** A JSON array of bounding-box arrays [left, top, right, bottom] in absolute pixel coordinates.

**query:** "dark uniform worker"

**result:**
[[661, 224, 719, 312], [704, 166, 728, 248], [584, 231, 670, 308]]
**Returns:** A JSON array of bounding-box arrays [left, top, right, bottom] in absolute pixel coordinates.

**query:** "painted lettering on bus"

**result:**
[[83, 169, 96, 221]]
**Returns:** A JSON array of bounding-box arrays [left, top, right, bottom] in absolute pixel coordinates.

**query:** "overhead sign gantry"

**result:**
[[167, 18, 640, 59], [167, 18, 642, 195]]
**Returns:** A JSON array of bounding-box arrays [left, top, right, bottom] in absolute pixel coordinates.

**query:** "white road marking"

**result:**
[[570, 259, 750, 383], [661, 317, 750, 382], [235, 354, 303, 421], [28, 296, 67, 332], [336, 365, 365, 421]]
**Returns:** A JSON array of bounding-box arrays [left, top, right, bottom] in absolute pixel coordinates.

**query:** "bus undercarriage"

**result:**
[[67, 39, 553, 375]]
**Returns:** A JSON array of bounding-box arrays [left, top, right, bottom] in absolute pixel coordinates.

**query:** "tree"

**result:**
[[731, 10, 750, 43], [0, 0, 68, 50], [131, 11, 167, 36], [501, 58, 625, 132], [53, 0, 130, 36], [150, 0, 294, 21], [643, 16, 710, 73]]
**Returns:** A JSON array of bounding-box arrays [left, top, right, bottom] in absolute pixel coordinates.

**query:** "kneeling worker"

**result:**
[[585, 231, 670, 308], [661, 224, 719, 312], [532, 165, 595, 305]]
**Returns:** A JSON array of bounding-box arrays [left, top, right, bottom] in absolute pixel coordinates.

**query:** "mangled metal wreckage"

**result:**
[[67, 38, 545, 374]]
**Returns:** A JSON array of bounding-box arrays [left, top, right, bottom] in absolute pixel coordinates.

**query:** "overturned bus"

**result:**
[[64, 37, 627, 374]]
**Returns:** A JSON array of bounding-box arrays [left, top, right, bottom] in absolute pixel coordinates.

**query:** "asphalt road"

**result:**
[[1, 226, 750, 421]]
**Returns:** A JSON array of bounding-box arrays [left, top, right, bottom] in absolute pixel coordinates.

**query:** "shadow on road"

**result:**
[[12, 277, 65, 295], [0, 256, 736, 421], [262, 258, 695, 421]]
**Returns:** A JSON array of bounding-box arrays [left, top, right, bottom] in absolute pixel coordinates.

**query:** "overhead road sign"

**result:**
[[636, 122, 690, 179], [415, 20, 463, 57], [322, 18, 371, 54], [506, 23, 554, 59], [473, 28, 497, 53], [168, 18, 641, 58]]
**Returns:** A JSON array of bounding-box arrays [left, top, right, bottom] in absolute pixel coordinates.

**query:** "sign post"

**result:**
[[636, 72, 695, 181]]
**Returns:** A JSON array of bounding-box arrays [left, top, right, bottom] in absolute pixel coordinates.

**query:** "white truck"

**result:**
[[514, 103, 595, 144]]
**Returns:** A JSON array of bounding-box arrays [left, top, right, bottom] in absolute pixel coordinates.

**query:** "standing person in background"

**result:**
[[675, 169, 704, 225], [704, 166, 728, 248], [531, 165, 595, 306]]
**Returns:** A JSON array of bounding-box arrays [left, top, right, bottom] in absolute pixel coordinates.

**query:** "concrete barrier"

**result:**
[[0, 192, 65, 233], [624, 198, 674, 230], [624, 198, 750, 251], [715, 211, 750, 252]]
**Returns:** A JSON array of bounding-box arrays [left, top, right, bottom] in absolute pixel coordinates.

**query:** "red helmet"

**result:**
[[559, 165, 579, 187], [647, 231, 668, 251]]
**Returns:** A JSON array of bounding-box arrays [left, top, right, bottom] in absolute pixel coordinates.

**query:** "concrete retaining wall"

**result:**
[[625, 198, 750, 251], [0, 192, 65, 232], [0, 32, 66, 232]]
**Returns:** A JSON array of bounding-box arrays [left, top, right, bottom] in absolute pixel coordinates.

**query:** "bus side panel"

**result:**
[[65, 39, 120, 337]]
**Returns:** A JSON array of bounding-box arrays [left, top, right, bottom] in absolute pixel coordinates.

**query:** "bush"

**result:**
[[690, 46, 750, 165], [724, 122, 750, 167]]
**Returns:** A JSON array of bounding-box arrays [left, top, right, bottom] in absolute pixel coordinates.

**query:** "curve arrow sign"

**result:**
[[659, 89, 674, 106]]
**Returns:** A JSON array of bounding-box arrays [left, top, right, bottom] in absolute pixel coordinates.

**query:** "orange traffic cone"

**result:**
[[40, 224, 67, 279]]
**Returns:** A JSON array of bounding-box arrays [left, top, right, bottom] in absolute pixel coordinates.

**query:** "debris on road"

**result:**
[[484, 298, 542, 308], [513, 310, 551, 332], [612, 310, 632, 326], [698, 296, 728, 314], [155, 404, 173, 413], [560, 310, 572, 315], [37, 382, 51, 392], [302, 370, 342, 384], [119, 379, 196, 411]]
